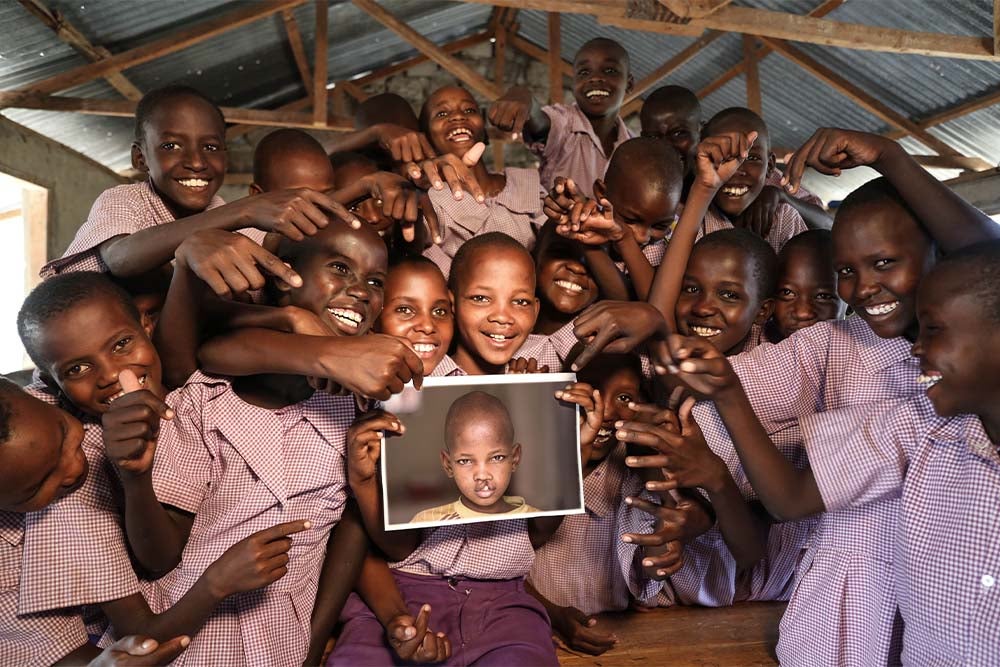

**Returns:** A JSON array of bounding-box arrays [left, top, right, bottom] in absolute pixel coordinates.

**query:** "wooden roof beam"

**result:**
[[548, 13, 562, 105], [352, 0, 501, 99], [761, 37, 992, 170], [3, 0, 307, 104], [281, 8, 313, 95], [623, 29, 725, 107], [743, 35, 761, 115], [350, 31, 493, 86], [312, 0, 328, 126], [0, 93, 354, 132], [15, 0, 143, 101]]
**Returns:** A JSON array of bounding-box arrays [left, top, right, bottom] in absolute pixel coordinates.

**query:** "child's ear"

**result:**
[[593, 179, 608, 201], [511, 443, 522, 470], [248, 183, 263, 197], [768, 152, 777, 173], [439, 450, 454, 477], [754, 298, 775, 326], [625, 73, 635, 95], [130, 142, 149, 174]]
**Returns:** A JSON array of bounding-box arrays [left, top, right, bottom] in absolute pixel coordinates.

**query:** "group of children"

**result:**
[[2, 33, 998, 666]]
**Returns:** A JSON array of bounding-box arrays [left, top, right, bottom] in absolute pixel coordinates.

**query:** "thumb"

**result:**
[[111, 634, 158, 656], [120, 369, 142, 394], [462, 142, 486, 166], [679, 396, 697, 430], [392, 616, 417, 642]]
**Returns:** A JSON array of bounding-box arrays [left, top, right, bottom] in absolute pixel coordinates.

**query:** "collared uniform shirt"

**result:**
[[677, 316, 918, 666], [529, 104, 632, 197], [41, 181, 262, 277], [422, 167, 545, 278], [699, 203, 807, 255], [150, 372, 354, 667], [764, 168, 825, 208], [803, 395, 1000, 666]]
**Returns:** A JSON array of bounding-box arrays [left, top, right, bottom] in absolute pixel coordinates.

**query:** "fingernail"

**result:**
[[165, 409, 175, 419], [476, 195, 485, 203], [667, 364, 680, 374], [680, 361, 696, 372], [180, 637, 191, 647], [628, 402, 638, 408], [570, 363, 580, 371], [291, 276, 303, 287], [352, 219, 362, 229], [622, 535, 633, 543], [658, 570, 668, 576], [654, 365, 668, 375], [643, 559, 653, 567], [626, 456, 637, 465], [614, 420, 623, 428], [625, 496, 633, 505], [141, 639, 155, 649], [434, 180, 443, 189], [434, 235, 443, 244], [303, 520, 313, 529]]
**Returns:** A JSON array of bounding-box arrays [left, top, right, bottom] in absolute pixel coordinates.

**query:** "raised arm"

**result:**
[[488, 86, 551, 143], [783, 128, 1000, 252]]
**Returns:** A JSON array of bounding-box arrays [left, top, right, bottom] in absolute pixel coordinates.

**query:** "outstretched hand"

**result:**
[[781, 127, 890, 194], [693, 131, 757, 192]]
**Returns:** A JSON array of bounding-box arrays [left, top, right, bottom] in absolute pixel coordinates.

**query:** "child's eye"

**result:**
[[463, 107, 478, 115], [469, 294, 489, 304], [604, 67, 618, 75], [203, 143, 222, 152], [671, 129, 690, 139], [367, 277, 384, 289], [435, 110, 449, 118], [394, 305, 414, 316], [837, 267, 854, 277], [719, 290, 741, 301], [432, 307, 450, 318], [159, 142, 179, 151], [682, 285, 700, 294], [745, 154, 762, 162], [112, 336, 133, 353], [328, 262, 349, 274], [455, 458, 471, 466], [778, 288, 795, 299], [576, 68, 590, 77], [64, 363, 89, 378], [816, 292, 837, 301], [513, 298, 532, 307], [616, 393, 633, 404], [491, 454, 507, 462], [874, 258, 894, 269]]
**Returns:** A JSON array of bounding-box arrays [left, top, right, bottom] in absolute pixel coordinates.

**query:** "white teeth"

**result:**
[[916, 372, 942, 388], [105, 375, 146, 404], [691, 325, 722, 337], [486, 333, 509, 342], [554, 279, 584, 293], [446, 128, 473, 142], [585, 89, 610, 98], [721, 185, 749, 196], [177, 178, 209, 188], [413, 343, 437, 353], [864, 301, 899, 316], [328, 307, 362, 328]]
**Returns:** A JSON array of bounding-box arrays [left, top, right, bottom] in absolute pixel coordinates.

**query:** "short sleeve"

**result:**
[[528, 104, 569, 158], [151, 385, 217, 513]]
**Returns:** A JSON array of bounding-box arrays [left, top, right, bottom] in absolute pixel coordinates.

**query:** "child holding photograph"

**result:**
[[411, 391, 540, 523]]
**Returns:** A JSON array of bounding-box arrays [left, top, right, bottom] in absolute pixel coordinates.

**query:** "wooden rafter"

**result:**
[[742, 35, 761, 114], [0, 93, 354, 132], [886, 88, 1000, 142], [338, 80, 369, 102], [352, 0, 501, 99], [509, 33, 573, 78], [3, 0, 307, 105], [622, 29, 725, 114], [282, 9, 313, 95], [313, 0, 328, 125], [761, 37, 992, 169], [350, 32, 493, 86], [995, 0, 1000, 56], [16, 0, 143, 101], [226, 98, 311, 140], [548, 13, 562, 105], [460, 0, 999, 60], [658, 0, 733, 19]]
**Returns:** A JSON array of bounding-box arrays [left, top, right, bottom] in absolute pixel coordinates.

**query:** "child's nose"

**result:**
[[181, 145, 206, 171], [488, 302, 514, 324], [346, 280, 371, 302], [413, 313, 436, 333], [692, 295, 717, 316], [793, 298, 817, 321]]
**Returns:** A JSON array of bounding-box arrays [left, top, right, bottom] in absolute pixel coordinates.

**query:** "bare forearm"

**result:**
[[355, 553, 409, 626], [154, 262, 203, 389], [875, 142, 1000, 251], [352, 482, 419, 562], [615, 236, 654, 300], [702, 477, 767, 569], [102, 581, 222, 642], [583, 247, 630, 300], [198, 329, 330, 378], [121, 476, 190, 577], [715, 388, 824, 522]]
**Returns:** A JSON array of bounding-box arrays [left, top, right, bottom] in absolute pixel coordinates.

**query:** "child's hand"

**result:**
[[693, 131, 758, 192], [101, 370, 174, 478], [782, 127, 891, 194], [620, 397, 729, 494], [203, 519, 311, 597], [313, 334, 424, 400], [488, 88, 533, 140], [549, 605, 617, 656], [347, 410, 404, 489], [556, 196, 626, 247], [555, 383, 603, 465], [542, 177, 585, 226], [282, 305, 334, 336], [373, 123, 437, 163], [234, 187, 361, 238], [408, 144, 487, 209], [665, 334, 741, 400], [571, 301, 669, 372], [387, 604, 452, 663], [736, 184, 784, 239], [175, 229, 303, 299], [88, 635, 190, 667], [506, 357, 550, 374], [359, 172, 443, 244]]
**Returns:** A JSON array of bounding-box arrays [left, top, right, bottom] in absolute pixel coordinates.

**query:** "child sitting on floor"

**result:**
[[411, 391, 539, 523]]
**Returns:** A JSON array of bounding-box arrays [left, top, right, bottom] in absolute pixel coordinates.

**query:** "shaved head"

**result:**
[[444, 391, 515, 451], [253, 129, 334, 192]]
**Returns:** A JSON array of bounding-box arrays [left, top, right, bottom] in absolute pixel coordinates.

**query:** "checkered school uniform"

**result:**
[[529, 104, 632, 197], [19, 426, 139, 616], [699, 203, 806, 255], [40, 181, 262, 277], [0, 512, 89, 666], [151, 371, 354, 667], [422, 168, 546, 278], [529, 443, 655, 615], [764, 168, 825, 208], [681, 316, 917, 666], [803, 395, 1000, 665], [429, 354, 464, 377]]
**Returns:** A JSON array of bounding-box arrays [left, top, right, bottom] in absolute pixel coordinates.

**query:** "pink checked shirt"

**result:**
[[803, 395, 1000, 665], [151, 372, 355, 667], [764, 168, 825, 208], [699, 203, 807, 255], [529, 443, 655, 614], [41, 180, 262, 276], [682, 316, 917, 666], [529, 104, 632, 197], [0, 512, 89, 665]]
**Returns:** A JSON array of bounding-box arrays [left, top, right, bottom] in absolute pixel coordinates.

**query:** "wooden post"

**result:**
[[282, 9, 313, 95], [312, 0, 328, 126], [743, 35, 762, 114], [548, 12, 562, 105], [494, 27, 507, 171]]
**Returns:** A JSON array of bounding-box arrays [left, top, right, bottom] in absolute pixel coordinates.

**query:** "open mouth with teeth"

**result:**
[[554, 279, 585, 294], [446, 127, 474, 143], [327, 307, 365, 331], [411, 341, 440, 358], [474, 482, 496, 499], [720, 185, 750, 198], [103, 374, 147, 405], [584, 88, 611, 99], [863, 301, 899, 317], [916, 371, 942, 391], [690, 325, 723, 338], [594, 425, 614, 446], [482, 331, 517, 348], [176, 178, 210, 189]]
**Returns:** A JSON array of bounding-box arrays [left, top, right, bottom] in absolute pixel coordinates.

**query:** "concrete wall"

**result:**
[[0, 115, 129, 260]]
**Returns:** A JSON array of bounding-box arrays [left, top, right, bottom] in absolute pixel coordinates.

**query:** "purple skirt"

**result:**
[[328, 570, 558, 666]]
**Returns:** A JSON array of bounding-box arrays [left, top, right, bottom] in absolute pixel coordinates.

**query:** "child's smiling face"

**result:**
[[572, 41, 631, 118], [706, 116, 769, 219], [535, 232, 598, 316], [36, 296, 163, 418], [833, 201, 935, 341], [452, 246, 539, 374], [279, 220, 388, 337], [772, 244, 844, 339], [132, 93, 227, 218], [676, 244, 770, 356], [423, 86, 485, 159], [594, 365, 644, 463], [441, 413, 521, 514], [378, 262, 453, 373], [0, 386, 88, 513]]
